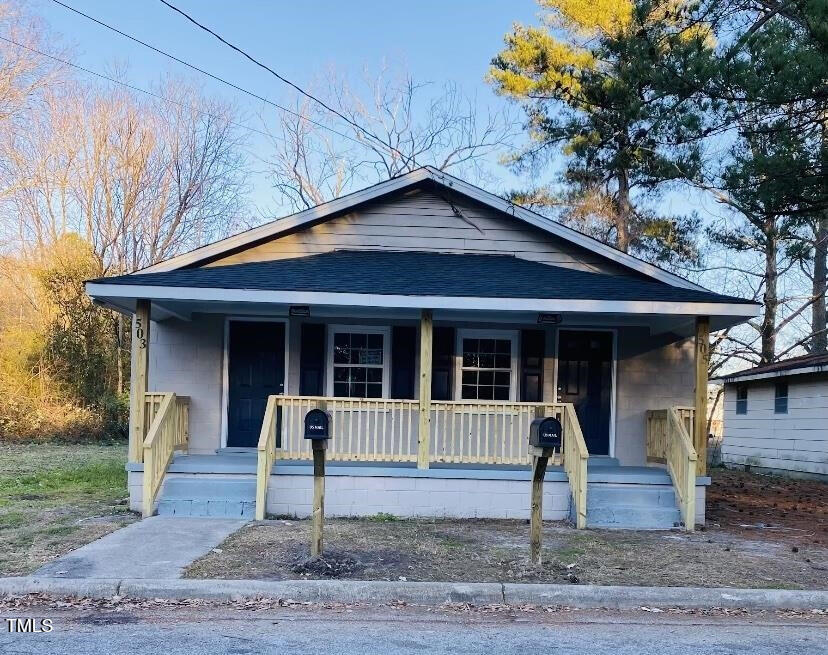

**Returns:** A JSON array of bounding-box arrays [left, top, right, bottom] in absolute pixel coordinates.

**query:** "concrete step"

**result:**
[[156, 477, 256, 519], [587, 485, 677, 508], [584, 504, 681, 530], [582, 478, 682, 530]]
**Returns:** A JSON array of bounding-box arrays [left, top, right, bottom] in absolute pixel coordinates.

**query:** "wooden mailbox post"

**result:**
[[528, 415, 563, 565], [304, 406, 331, 557]]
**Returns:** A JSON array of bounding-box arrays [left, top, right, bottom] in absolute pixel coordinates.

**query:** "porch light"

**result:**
[[289, 305, 311, 317], [537, 313, 562, 324]]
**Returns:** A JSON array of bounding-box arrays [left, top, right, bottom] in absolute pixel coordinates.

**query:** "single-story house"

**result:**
[[712, 353, 828, 480], [86, 167, 759, 530]]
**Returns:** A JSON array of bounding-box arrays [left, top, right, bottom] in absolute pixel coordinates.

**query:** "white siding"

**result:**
[[721, 375, 828, 477], [205, 188, 629, 275]]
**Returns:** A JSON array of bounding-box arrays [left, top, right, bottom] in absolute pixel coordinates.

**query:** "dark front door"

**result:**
[[557, 330, 613, 455], [227, 321, 285, 447]]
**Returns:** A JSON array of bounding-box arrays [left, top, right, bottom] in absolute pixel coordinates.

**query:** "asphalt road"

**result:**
[[1, 606, 827, 654]]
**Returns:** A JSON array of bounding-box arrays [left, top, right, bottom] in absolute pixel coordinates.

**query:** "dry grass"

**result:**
[[0, 442, 137, 575], [186, 468, 828, 589]]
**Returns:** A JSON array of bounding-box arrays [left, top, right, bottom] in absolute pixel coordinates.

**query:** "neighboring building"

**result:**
[[86, 167, 759, 530], [713, 353, 828, 480]]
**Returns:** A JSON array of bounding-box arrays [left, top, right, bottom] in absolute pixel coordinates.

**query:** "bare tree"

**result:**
[[263, 68, 517, 212]]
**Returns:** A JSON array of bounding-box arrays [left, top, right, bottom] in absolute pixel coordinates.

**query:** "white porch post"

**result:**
[[129, 299, 151, 463], [417, 309, 433, 469], [694, 316, 710, 476]]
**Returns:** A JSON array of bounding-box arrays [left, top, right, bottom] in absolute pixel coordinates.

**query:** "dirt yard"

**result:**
[[186, 468, 828, 589], [0, 442, 136, 575]]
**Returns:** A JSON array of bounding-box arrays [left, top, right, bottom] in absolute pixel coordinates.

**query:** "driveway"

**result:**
[[33, 517, 246, 579]]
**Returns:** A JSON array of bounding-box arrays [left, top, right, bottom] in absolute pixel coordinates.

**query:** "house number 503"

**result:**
[[135, 317, 147, 349]]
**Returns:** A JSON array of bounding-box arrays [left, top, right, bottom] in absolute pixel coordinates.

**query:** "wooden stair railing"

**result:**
[[562, 403, 589, 529], [141, 392, 189, 518]]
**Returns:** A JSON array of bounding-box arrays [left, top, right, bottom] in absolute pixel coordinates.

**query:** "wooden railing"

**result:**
[[562, 404, 589, 529], [255, 395, 279, 520], [646, 407, 697, 531], [255, 395, 589, 524], [141, 392, 189, 518]]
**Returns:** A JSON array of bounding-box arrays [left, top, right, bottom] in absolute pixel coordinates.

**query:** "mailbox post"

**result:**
[[304, 407, 331, 557], [528, 415, 563, 565]]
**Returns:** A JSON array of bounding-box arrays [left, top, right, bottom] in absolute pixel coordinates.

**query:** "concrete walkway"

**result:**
[[34, 517, 246, 579]]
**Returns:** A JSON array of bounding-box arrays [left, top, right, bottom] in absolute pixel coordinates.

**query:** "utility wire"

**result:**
[[156, 0, 417, 168], [47, 0, 379, 151], [0, 34, 279, 141]]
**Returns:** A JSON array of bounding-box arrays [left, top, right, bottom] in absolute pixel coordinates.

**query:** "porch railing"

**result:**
[[562, 403, 589, 529], [141, 392, 189, 518], [255, 394, 279, 520], [254, 395, 589, 524], [646, 406, 697, 532]]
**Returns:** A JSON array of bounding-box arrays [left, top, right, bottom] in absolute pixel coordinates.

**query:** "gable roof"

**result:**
[[713, 352, 828, 384], [94, 250, 747, 304], [136, 166, 705, 291]]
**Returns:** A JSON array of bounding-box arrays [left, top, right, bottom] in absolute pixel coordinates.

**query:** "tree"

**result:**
[[488, 0, 706, 264], [263, 68, 517, 211]]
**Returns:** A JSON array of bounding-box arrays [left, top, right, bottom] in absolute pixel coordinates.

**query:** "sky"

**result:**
[[33, 0, 540, 215]]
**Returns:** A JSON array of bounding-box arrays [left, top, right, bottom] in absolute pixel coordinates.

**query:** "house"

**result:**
[[712, 353, 828, 480], [85, 167, 759, 530]]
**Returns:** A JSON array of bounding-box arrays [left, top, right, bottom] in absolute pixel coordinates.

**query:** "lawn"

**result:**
[[186, 468, 828, 589], [0, 442, 136, 576]]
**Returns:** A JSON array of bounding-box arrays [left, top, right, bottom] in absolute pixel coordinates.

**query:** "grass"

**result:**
[[0, 442, 137, 576]]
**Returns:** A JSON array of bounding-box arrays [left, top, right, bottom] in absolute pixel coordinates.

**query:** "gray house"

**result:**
[[86, 167, 758, 530], [713, 353, 828, 480]]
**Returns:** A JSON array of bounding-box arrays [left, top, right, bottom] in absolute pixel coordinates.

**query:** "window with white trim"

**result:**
[[328, 328, 388, 398], [458, 333, 516, 400]]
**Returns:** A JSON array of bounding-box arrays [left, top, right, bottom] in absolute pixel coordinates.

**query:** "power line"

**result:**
[[156, 0, 417, 168], [47, 0, 377, 151], [0, 34, 277, 141]]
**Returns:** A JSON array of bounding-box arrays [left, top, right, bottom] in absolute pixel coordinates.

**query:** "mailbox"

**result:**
[[304, 409, 331, 440], [529, 416, 562, 449]]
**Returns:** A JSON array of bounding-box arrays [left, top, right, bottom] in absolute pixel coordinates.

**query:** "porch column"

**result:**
[[129, 299, 151, 463], [694, 316, 710, 476], [417, 309, 433, 469]]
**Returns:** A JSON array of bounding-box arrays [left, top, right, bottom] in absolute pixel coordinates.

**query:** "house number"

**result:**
[[135, 317, 147, 349]]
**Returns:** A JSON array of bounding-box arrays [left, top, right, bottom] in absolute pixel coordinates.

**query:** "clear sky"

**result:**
[[33, 0, 541, 214]]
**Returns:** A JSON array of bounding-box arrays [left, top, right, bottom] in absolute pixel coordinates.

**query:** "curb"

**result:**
[[1, 577, 826, 610]]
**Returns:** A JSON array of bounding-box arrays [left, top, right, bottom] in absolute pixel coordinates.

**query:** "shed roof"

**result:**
[[713, 352, 828, 384]]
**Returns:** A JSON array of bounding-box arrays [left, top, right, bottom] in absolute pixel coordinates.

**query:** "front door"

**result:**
[[557, 330, 613, 455], [227, 321, 285, 448]]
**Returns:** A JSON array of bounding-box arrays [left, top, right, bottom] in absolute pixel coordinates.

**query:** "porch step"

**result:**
[[156, 477, 256, 519], [582, 479, 682, 530]]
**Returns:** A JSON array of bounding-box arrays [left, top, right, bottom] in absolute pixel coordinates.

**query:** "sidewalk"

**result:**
[[33, 517, 247, 579], [2, 576, 826, 610]]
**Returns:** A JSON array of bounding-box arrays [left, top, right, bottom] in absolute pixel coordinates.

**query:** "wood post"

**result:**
[[417, 309, 433, 469], [694, 316, 710, 476], [129, 299, 151, 463], [530, 446, 554, 565], [311, 440, 326, 557]]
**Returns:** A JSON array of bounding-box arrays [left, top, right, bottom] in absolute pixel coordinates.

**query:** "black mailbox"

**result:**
[[304, 409, 331, 440], [529, 416, 562, 449]]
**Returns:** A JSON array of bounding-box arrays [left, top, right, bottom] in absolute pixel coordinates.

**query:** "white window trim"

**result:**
[[454, 329, 519, 402], [325, 324, 391, 398]]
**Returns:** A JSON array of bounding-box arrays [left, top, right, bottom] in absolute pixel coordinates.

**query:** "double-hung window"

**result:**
[[327, 326, 389, 398], [456, 330, 517, 401], [735, 384, 748, 415], [774, 381, 788, 414]]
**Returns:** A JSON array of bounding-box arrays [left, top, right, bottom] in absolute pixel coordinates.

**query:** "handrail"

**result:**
[[562, 403, 589, 529], [646, 407, 697, 531], [255, 395, 280, 521], [141, 392, 189, 518]]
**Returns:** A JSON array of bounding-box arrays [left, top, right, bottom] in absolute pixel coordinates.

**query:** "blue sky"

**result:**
[[34, 0, 540, 214]]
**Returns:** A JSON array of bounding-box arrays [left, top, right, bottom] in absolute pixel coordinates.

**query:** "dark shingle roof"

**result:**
[[716, 353, 828, 381], [91, 250, 751, 304]]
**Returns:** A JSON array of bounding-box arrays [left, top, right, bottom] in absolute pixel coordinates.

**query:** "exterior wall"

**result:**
[[721, 375, 828, 478], [204, 188, 629, 275], [148, 314, 225, 455], [615, 328, 695, 466]]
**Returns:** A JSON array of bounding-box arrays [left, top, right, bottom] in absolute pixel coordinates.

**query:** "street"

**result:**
[[1, 605, 826, 654]]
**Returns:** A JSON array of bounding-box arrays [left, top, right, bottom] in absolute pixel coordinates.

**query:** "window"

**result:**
[[735, 384, 748, 415], [327, 327, 388, 398], [774, 381, 788, 414], [456, 331, 517, 400]]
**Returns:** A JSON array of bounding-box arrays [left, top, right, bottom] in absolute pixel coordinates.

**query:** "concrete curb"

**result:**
[[2, 577, 826, 610]]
